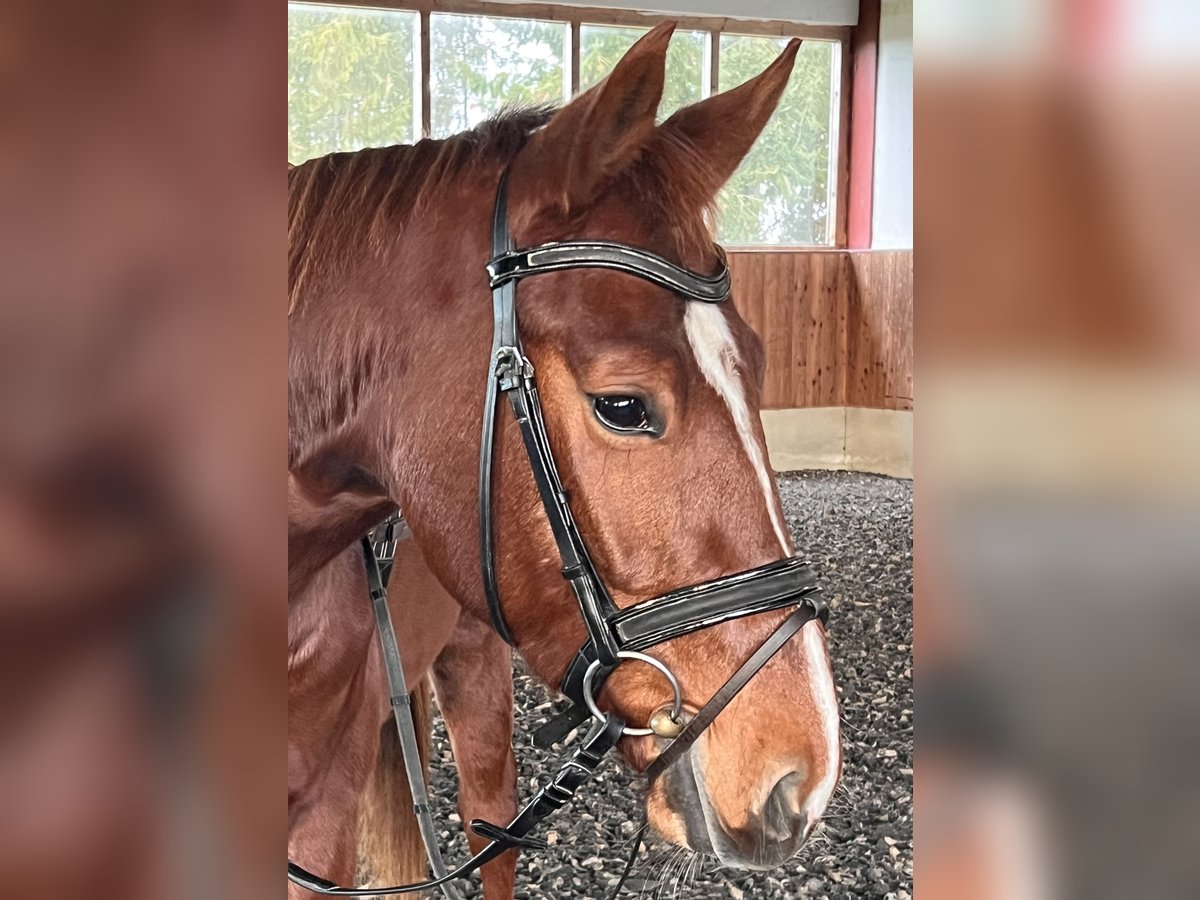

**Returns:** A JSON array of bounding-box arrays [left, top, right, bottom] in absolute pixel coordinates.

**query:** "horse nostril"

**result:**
[[762, 771, 805, 842]]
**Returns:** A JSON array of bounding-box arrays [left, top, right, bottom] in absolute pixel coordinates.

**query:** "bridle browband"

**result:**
[[487, 240, 733, 303], [287, 166, 829, 897]]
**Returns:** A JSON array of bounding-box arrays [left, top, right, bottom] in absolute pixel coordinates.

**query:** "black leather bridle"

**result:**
[[287, 167, 830, 897]]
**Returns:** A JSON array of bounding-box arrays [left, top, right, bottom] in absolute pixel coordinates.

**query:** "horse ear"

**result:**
[[653, 38, 801, 203], [516, 22, 674, 216]]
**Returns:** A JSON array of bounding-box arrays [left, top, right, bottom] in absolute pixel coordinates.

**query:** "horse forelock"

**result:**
[[628, 128, 722, 267], [287, 107, 556, 317]]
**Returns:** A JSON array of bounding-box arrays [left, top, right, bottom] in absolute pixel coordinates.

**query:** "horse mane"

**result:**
[[288, 106, 721, 318], [288, 107, 555, 316]]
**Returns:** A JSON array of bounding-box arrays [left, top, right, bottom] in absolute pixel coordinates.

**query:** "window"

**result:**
[[717, 35, 839, 246], [579, 24, 706, 119], [430, 14, 568, 136], [287, 3, 845, 246], [288, 4, 418, 163]]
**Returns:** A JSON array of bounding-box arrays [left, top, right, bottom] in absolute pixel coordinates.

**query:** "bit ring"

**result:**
[[582, 650, 684, 737]]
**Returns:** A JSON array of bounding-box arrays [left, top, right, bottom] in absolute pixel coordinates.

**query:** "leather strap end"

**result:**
[[532, 703, 591, 749], [470, 819, 548, 851]]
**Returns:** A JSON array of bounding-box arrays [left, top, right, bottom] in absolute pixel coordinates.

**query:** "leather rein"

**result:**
[[287, 167, 829, 896]]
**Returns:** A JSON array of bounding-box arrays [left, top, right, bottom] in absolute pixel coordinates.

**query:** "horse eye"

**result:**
[[592, 395, 654, 434]]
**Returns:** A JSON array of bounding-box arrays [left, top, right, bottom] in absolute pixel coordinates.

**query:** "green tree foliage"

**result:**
[[429, 14, 565, 136], [718, 36, 835, 245], [288, 4, 416, 164], [287, 5, 837, 244], [579, 25, 705, 119]]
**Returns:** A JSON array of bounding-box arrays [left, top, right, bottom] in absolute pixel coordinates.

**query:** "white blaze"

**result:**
[[683, 302, 842, 818], [682, 303, 790, 553]]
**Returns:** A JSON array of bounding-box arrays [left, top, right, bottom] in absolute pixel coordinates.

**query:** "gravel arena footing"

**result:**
[[425, 470, 913, 899]]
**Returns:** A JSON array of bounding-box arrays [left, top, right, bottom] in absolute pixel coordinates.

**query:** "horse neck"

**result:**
[[288, 165, 499, 605], [373, 173, 501, 607], [288, 472, 393, 598]]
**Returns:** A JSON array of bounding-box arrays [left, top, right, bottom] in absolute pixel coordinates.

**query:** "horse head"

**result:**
[[288, 21, 841, 874], [485, 25, 842, 868]]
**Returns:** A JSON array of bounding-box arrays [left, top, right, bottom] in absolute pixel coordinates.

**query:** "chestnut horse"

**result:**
[[288, 25, 841, 899]]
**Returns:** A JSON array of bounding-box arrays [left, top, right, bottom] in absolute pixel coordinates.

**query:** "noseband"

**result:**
[[287, 168, 829, 897]]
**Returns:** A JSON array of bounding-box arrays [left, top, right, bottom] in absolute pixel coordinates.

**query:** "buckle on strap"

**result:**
[[476, 713, 623, 855], [809, 590, 830, 624], [495, 346, 530, 391]]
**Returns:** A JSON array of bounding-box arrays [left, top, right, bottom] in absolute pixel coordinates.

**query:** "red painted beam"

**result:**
[[847, 0, 880, 249]]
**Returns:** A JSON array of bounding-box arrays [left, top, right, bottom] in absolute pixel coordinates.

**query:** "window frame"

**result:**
[[289, 0, 852, 248]]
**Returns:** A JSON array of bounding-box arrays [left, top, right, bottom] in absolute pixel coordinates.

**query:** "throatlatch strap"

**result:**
[[478, 168, 519, 645]]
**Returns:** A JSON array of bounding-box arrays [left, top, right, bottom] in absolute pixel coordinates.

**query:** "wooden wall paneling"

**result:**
[[760, 253, 792, 408], [786, 253, 815, 408], [835, 253, 856, 405], [723, 249, 911, 412], [788, 253, 814, 408], [844, 253, 877, 407], [804, 252, 844, 407], [834, 252, 851, 405], [885, 251, 912, 409], [739, 253, 765, 396], [728, 253, 765, 359], [848, 251, 913, 410], [886, 252, 914, 408]]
